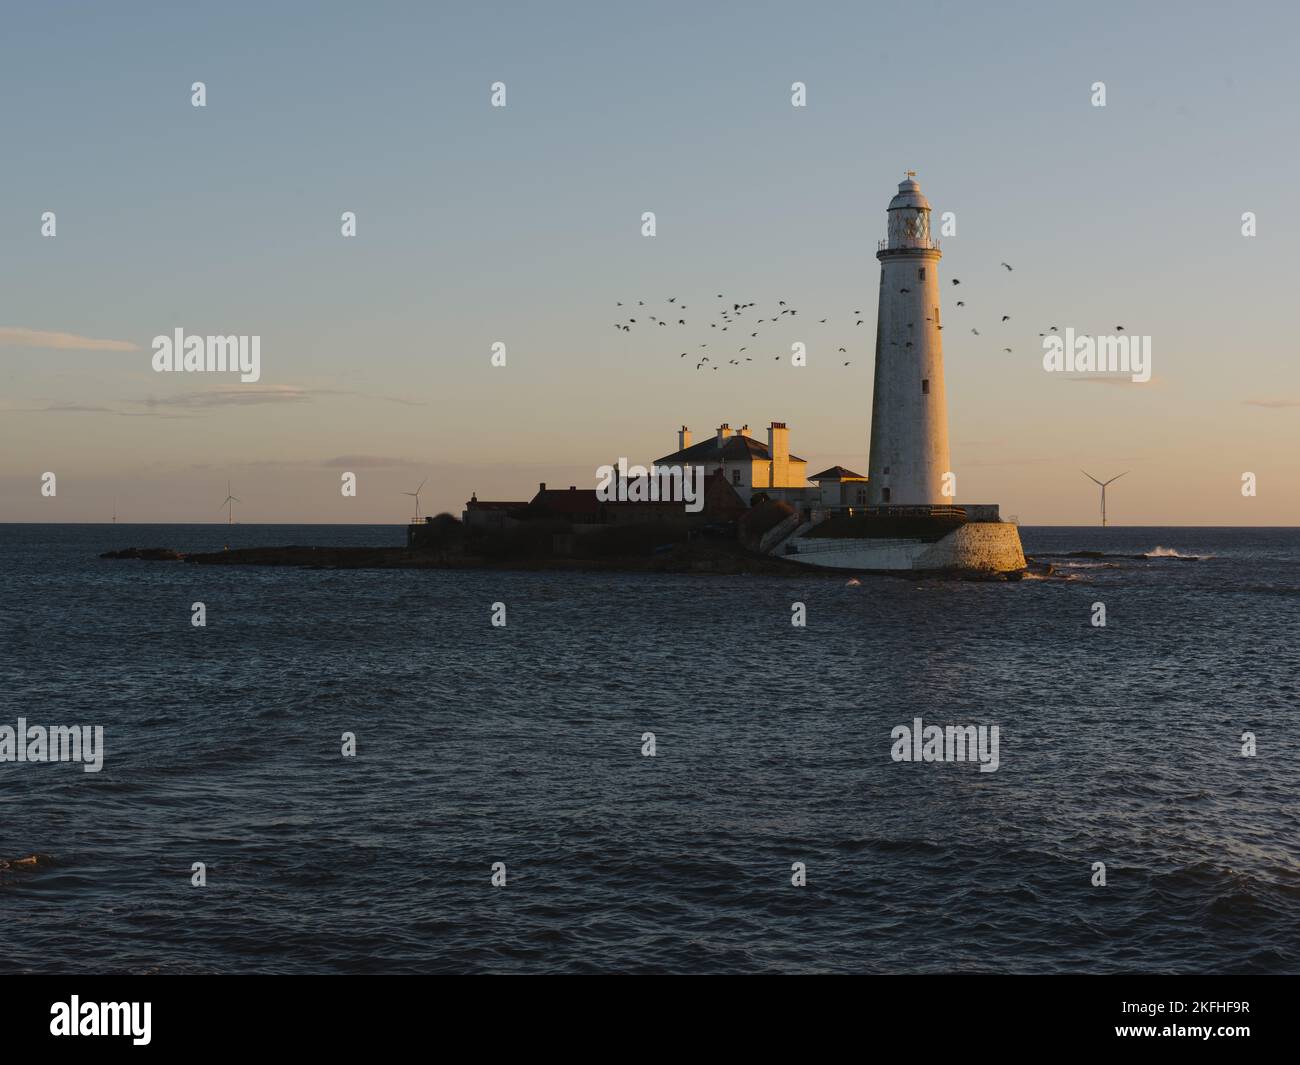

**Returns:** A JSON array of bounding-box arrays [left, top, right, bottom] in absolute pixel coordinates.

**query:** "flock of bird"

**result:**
[[613, 293, 868, 371], [612, 261, 1128, 370]]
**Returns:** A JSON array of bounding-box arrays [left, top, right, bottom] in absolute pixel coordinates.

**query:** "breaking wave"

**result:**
[[1145, 546, 1211, 560]]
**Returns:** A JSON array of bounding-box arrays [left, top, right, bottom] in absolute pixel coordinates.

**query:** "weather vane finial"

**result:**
[[905, 169, 916, 179]]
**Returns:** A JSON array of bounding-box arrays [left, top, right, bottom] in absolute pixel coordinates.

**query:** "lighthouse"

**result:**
[[866, 173, 951, 507]]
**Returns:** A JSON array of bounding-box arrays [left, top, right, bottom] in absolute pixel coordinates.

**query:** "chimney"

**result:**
[[767, 422, 790, 487], [539, 482, 546, 492], [716, 422, 732, 448], [569, 485, 576, 491], [678, 425, 691, 451], [739, 424, 750, 437]]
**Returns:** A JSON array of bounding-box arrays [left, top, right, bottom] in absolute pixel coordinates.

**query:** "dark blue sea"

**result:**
[[2, 523, 1297, 974]]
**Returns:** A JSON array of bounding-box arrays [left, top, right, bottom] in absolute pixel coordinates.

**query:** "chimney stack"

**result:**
[[539, 482, 546, 493], [767, 422, 790, 487], [716, 422, 733, 448], [678, 425, 691, 451], [739, 424, 750, 437]]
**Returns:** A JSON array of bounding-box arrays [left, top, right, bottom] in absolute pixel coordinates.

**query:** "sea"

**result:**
[[1, 523, 1297, 974]]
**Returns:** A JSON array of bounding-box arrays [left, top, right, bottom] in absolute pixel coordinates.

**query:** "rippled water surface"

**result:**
[[2, 524, 1298, 973]]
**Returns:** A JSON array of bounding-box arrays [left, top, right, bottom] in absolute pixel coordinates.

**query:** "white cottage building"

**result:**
[[655, 422, 813, 507]]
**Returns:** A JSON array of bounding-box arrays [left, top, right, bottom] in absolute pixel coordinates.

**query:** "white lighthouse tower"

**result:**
[[866, 173, 951, 507]]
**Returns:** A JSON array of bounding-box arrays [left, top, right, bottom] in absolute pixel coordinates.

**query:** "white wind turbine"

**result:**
[[402, 478, 428, 522], [220, 480, 240, 525], [1081, 470, 1127, 527]]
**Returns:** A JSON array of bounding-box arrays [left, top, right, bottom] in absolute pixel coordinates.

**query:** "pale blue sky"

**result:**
[[2, 0, 1297, 523]]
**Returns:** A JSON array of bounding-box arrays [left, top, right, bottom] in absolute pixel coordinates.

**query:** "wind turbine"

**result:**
[[402, 478, 428, 522], [1081, 470, 1127, 527], [220, 480, 240, 525]]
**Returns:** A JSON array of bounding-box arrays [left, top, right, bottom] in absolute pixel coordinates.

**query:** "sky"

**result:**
[[2, 0, 1297, 525]]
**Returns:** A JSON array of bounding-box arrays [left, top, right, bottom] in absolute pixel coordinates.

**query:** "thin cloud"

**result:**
[[1061, 375, 1159, 386], [5, 402, 117, 413], [142, 386, 311, 409], [0, 327, 140, 351], [4, 384, 425, 418], [1244, 398, 1300, 408], [319, 455, 424, 469]]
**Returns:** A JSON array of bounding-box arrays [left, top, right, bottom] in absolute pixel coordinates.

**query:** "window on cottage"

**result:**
[[882, 488, 891, 503], [732, 469, 741, 485]]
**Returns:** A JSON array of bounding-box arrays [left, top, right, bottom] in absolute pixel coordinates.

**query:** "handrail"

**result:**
[[878, 238, 941, 252]]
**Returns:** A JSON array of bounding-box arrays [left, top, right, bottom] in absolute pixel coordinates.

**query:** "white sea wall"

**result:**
[[780, 522, 1025, 574]]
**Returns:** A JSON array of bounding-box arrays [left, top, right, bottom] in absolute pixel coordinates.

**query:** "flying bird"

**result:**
[[972, 329, 980, 335], [956, 301, 965, 307], [1002, 315, 1010, 322], [952, 279, 961, 285], [1001, 262, 1013, 271]]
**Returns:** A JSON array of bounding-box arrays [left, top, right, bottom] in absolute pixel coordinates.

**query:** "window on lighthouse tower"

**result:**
[[922, 379, 930, 395]]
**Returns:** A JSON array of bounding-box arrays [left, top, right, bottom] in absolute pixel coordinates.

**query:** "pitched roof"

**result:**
[[655, 434, 805, 465], [466, 499, 529, 510], [809, 465, 867, 482], [528, 487, 601, 515]]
